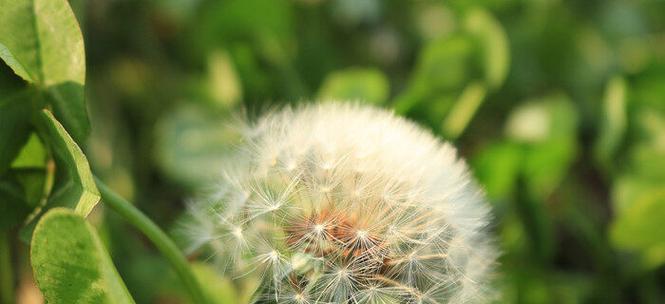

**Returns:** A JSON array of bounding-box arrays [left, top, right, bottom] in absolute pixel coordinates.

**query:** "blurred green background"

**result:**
[[3, 0, 665, 303]]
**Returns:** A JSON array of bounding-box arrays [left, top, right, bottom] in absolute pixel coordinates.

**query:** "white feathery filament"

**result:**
[[184, 102, 495, 303]]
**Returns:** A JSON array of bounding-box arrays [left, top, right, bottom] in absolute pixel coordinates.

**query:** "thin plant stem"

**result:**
[[94, 177, 208, 304]]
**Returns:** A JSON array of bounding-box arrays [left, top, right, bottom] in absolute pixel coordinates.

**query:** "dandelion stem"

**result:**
[[95, 177, 209, 304]]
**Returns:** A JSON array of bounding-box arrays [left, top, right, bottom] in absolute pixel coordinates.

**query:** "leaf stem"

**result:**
[[0, 231, 14, 304], [94, 177, 208, 304]]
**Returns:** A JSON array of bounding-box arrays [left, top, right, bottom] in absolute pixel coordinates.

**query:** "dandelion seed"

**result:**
[[185, 102, 496, 303]]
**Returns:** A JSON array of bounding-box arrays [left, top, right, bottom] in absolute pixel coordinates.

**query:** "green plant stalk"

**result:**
[[94, 177, 208, 304], [0, 231, 14, 304]]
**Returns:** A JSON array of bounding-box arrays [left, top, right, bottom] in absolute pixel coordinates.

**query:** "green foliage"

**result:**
[[394, 7, 509, 134], [441, 81, 487, 139], [508, 95, 579, 198], [155, 105, 239, 188], [318, 68, 389, 104], [0, 134, 46, 230], [472, 141, 522, 201], [1, 1, 152, 303], [207, 51, 243, 108], [611, 180, 665, 269], [191, 263, 238, 304], [36, 110, 99, 216], [594, 76, 627, 168], [31, 208, 135, 303], [464, 8, 509, 89], [0, 0, 92, 243], [0, 90, 33, 173], [1, 0, 664, 303], [0, 0, 89, 143], [0, 174, 35, 231]]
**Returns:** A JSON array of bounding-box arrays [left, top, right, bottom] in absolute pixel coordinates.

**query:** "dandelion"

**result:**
[[184, 102, 496, 303]]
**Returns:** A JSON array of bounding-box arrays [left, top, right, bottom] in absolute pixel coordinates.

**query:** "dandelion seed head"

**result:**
[[185, 102, 496, 303]]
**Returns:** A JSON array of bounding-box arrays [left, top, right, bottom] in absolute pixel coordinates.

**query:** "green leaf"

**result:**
[[394, 8, 508, 122], [47, 82, 90, 143], [507, 95, 579, 198], [392, 34, 476, 127], [0, 133, 47, 230], [610, 185, 665, 269], [37, 109, 99, 216], [501, 95, 579, 263], [472, 141, 523, 201], [522, 137, 577, 198], [412, 35, 476, 93], [0, 0, 85, 84], [0, 0, 89, 142], [627, 109, 665, 181], [10, 133, 47, 169], [31, 208, 135, 304], [0, 172, 35, 230], [318, 68, 390, 105], [0, 90, 34, 174]]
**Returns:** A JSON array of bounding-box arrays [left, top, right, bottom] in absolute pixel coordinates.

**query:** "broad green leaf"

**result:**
[[405, 34, 475, 94], [594, 76, 627, 166], [47, 82, 89, 143], [501, 96, 578, 263], [31, 208, 135, 303], [626, 109, 665, 180], [0, 0, 84, 84], [318, 68, 389, 105], [610, 186, 665, 269], [0, 0, 89, 142], [472, 141, 523, 201], [392, 34, 476, 126], [625, 142, 665, 181], [11, 133, 49, 207], [608, 101, 665, 269], [37, 110, 99, 216], [522, 137, 577, 198], [507, 95, 579, 198], [10, 133, 47, 169], [0, 90, 34, 174], [0, 172, 34, 230], [394, 8, 508, 123], [0, 133, 47, 230], [14, 168, 47, 208]]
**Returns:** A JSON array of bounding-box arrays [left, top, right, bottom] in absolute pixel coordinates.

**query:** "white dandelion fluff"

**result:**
[[183, 102, 496, 303]]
